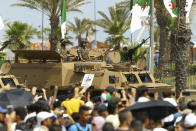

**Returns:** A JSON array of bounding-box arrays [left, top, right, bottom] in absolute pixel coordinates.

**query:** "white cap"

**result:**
[[24, 112, 36, 123], [85, 101, 94, 109], [85, 101, 94, 114], [164, 114, 174, 123], [37, 112, 54, 125], [184, 113, 196, 127], [63, 114, 69, 118]]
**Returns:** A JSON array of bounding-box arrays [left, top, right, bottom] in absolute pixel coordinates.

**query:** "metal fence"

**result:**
[[154, 62, 196, 89]]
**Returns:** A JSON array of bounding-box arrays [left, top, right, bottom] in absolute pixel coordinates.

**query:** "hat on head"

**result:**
[[63, 114, 69, 118], [184, 113, 196, 128], [105, 86, 116, 94], [66, 86, 74, 94], [85, 101, 94, 114], [65, 86, 75, 99], [36, 112, 54, 125], [24, 112, 36, 123], [0, 106, 7, 113], [60, 39, 69, 45]]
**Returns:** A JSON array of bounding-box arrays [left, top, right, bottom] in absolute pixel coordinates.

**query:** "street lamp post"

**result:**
[[149, 0, 154, 75], [41, 8, 44, 51]]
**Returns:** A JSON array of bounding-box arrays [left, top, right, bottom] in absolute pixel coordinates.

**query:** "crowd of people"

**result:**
[[0, 83, 196, 131]]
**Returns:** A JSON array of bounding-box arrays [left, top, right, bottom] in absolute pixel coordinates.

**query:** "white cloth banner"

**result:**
[[131, 4, 150, 33], [0, 16, 4, 30]]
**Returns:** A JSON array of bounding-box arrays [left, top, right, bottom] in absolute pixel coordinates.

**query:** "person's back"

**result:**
[[61, 98, 84, 115], [92, 116, 105, 131], [61, 86, 84, 115]]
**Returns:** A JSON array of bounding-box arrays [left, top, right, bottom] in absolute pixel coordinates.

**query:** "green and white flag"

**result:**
[[61, 0, 66, 39], [164, 0, 193, 23], [164, 0, 178, 17], [130, 0, 151, 33]]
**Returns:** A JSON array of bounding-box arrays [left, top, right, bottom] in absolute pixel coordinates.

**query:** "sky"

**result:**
[[0, 0, 195, 45], [0, 0, 148, 45]]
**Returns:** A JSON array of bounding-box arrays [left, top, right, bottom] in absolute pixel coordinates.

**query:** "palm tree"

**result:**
[[117, 0, 170, 65], [154, 1, 170, 68], [67, 17, 96, 45], [97, 5, 131, 47], [3, 21, 37, 50], [174, 0, 192, 97], [166, 17, 177, 61], [36, 26, 73, 47], [12, 0, 89, 50]]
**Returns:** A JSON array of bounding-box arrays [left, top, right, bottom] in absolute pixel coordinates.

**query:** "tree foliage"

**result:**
[[4, 21, 37, 50], [12, 0, 89, 50], [97, 5, 131, 47], [120, 43, 147, 64], [67, 17, 96, 45]]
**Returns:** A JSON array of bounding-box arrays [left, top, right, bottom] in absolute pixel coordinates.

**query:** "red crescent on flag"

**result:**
[[170, 1, 175, 10], [186, 1, 188, 7]]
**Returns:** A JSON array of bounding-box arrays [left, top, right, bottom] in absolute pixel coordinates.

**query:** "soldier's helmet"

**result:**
[[80, 39, 88, 47], [60, 39, 68, 47]]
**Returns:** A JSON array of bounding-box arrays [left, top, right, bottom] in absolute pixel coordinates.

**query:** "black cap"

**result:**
[[105, 86, 116, 94], [60, 39, 69, 46], [65, 86, 75, 99], [80, 39, 88, 46], [66, 86, 74, 94]]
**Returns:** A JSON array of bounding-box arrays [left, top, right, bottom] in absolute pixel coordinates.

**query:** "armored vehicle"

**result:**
[[9, 50, 173, 94]]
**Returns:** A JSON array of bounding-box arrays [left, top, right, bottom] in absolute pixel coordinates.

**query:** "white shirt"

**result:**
[[138, 97, 150, 102], [153, 128, 168, 131]]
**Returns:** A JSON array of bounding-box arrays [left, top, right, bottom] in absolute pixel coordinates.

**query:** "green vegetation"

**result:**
[[67, 17, 96, 45], [12, 0, 89, 50], [119, 43, 147, 64], [4, 21, 37, 50], [97, 5, 131, 47]]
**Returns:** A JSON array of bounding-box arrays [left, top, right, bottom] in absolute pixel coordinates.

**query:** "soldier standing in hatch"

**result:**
[[77, 40, 90, 61], [57, 39, 70, 62]]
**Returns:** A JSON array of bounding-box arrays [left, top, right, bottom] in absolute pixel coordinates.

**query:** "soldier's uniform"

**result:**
[[77, 47, 89, 61], [57, 48, 69, 62]]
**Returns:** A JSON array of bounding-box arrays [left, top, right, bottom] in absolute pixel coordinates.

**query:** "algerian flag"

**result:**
[[0, 16, 4, 30], [185, 0, 193, 23], [164, 0, 178, 17], [61, 0, 66, 39], [130, 0, 151, 33], [164, 0, 193, 23]]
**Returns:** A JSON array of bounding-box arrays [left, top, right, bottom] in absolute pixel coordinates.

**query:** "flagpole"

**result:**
[[41, 7, 44, 51], [149, 0, 154, 74]]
